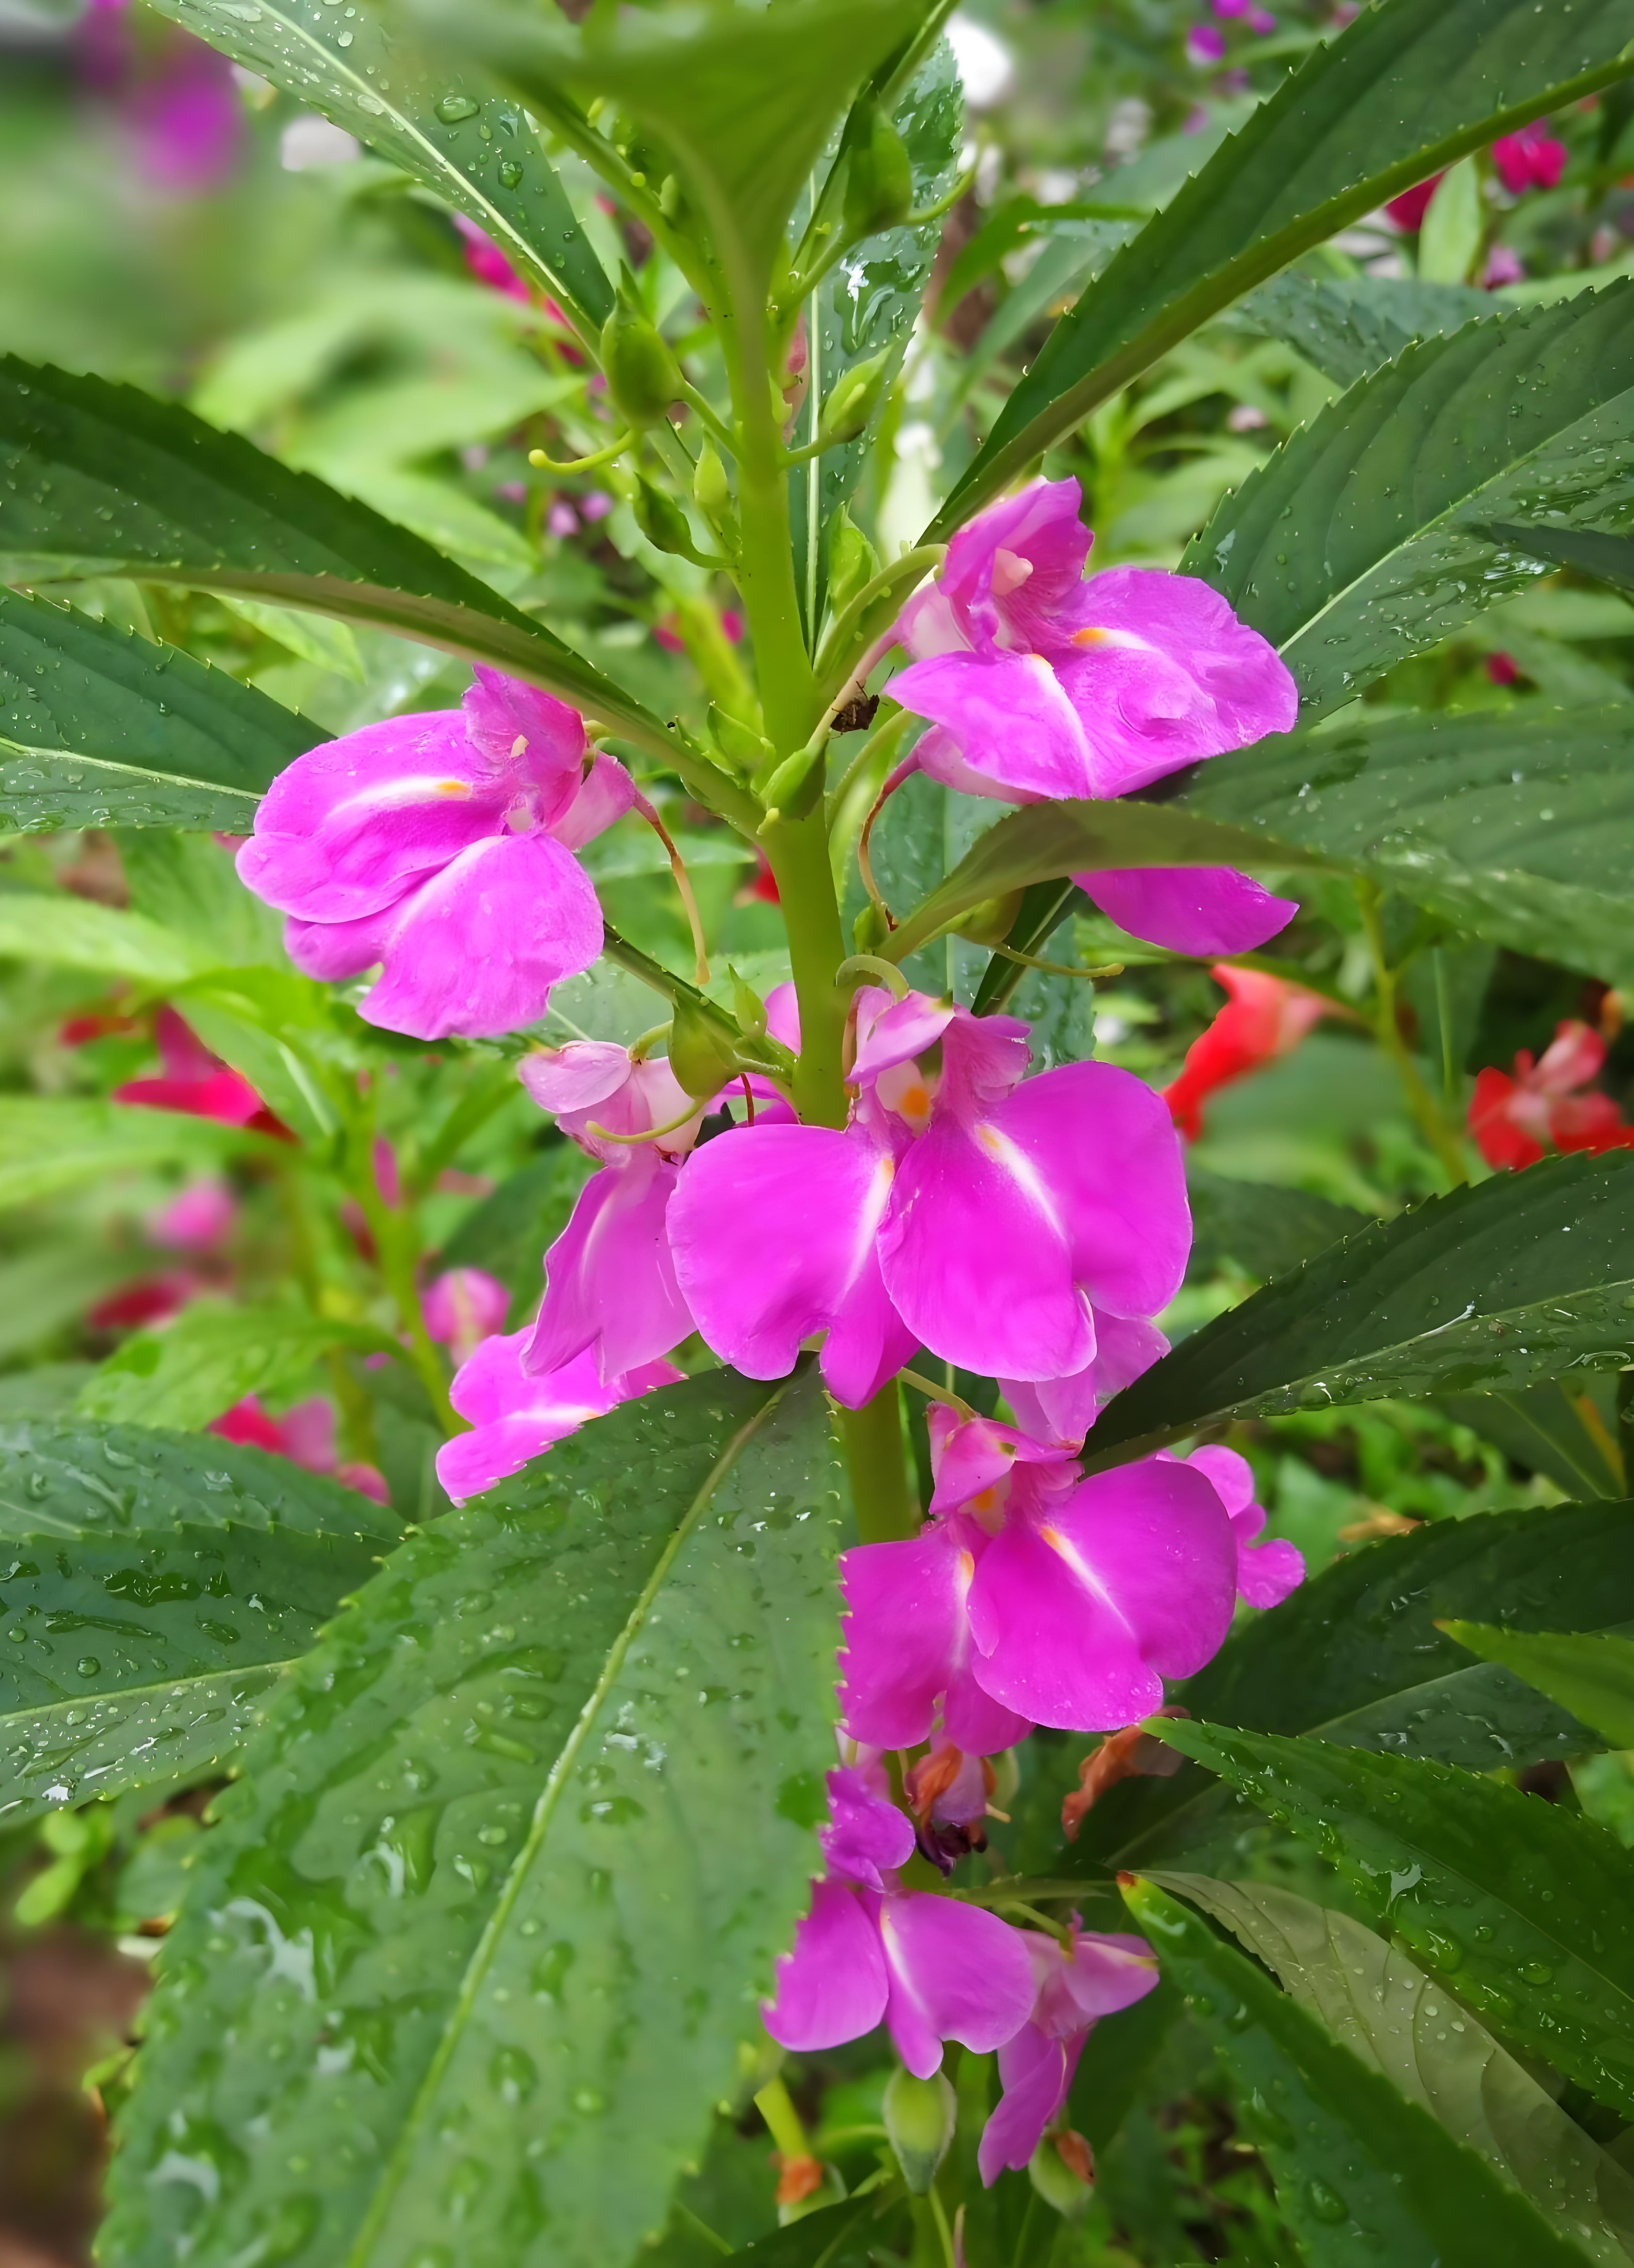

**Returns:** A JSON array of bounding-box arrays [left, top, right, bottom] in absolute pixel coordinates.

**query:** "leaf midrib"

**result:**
[[340, 1379, 789, 2267], [0, 740, 266, 804]]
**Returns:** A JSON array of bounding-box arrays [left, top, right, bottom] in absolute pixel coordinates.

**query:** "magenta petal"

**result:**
[[762, 1879, 889, 2055], [359, 832, 603, 1040], [1002, 1312, 1170, 1448], [978, 2020, 1075, 2184], [968, 1459, 1237, 1731], [1236, 1535, 1305, 1608], [852, 990, 957, 1084], [551, 750, 639, 850], [822, 1765, 917, 1890], [525, 1152, 692, 1381], [669, 1122, 910, 1404], [879, 1893, 1038, 2077], [462, 667, 586, 828], [283, 905, 397, 983], [1048, 1931, 1161, 2028], [1075, 864, 1298, 955], [838, 1529, 973, 1751], [518, 1041, 636, 1120], [891, 649, 1095, 803]]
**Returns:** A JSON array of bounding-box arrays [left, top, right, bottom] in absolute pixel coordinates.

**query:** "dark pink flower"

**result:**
[[1492, 121, 1567, 197], [148, 1176, 237, 1252], [669, 985, 1188, 1409], [116, 1008, 274, 1130], [888, 478, 1299, 956], [1482, 245, 1525, 288], [451, 213, 531, 303], [1166, 1443, 1303, 1608], [1385, 175, 1444, 231], [237, 669, 634, 1040], [209, 1394, 389, 1504], [977, 1927, 1159, 2184], [435, 1332, 683, 1502], [422, 1266, 511, 1364], [1187, 22, 1226, 63]]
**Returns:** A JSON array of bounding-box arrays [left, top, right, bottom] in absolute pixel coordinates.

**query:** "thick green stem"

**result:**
[[841, 1383, 918, 1543], [1355, 882, 1468, 1187], [764, 808, 851, 1124]]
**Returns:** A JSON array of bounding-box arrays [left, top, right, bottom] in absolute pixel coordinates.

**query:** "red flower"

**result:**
[[210, 1394, 390, 1503], [1492, 122, 1567, 196], [115, 1007, 288, 1136], [1469, 1020, 1634, 1169], [1385, 174, 1444, 230], [1162, 965, 1331, 1139]]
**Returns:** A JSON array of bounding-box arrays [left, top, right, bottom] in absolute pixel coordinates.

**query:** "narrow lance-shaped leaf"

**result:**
[[1239, 270, 1492, 387], [106, 1368, 848, 2268], [931, 0, 1634, 532], [1187, 284, 1634, 715], [1485, 518, 1634, 592], [1149, 1872, 1634, 2266], [0, 585, 321, 832], [1157, 1720, 1634, 2122], [1442, 1621, 1634, 1749], [0, 1519, 380, 1830], [1121, 1877, 1589, 2268], [146, 0, 612, 339], [1086, 1151, 1634, 1462]]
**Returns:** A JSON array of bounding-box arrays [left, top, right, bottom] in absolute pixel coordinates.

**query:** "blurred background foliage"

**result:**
[[5, 0, 1634, 2260]]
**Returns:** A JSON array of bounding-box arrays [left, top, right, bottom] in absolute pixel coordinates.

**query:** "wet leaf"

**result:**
[[1442, 1622, 1634, 1749], [933, 0, 1634, 531], [1189, 282, 1634, 713], [106, 1366, 848, 2268], [0, 1521, 378, 1829], [1239, 270, 1492, 386], [1151, 1872, 1634, 2265], [76, 1305, 397, 1433], [1185, 1168, 1368, 1284], [1121, 1876, 1589, 2267], [0, 585, 319, 832], [1087, 1151, 1634, 1460], [1156, 1721, 1634, 2121], [1440, 1382, 1627, 1500]]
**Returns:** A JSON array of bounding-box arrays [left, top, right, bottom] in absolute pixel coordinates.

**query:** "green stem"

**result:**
[[840, 1382, 918, 1543], [1354, 881, 1468, 1186], [927, 2186, 958, 2268], [278, 1166, 381, 1469], [754, 2075, 810, 2162]]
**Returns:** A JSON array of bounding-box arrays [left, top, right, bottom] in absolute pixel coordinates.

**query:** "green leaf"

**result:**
[[1240, 270, 1491, 386], [1417, 156, 1483, 285], [1442, 1622, 1634, 1749], [725, 2195, 907, 2264], [145, 0, 612, 339], [931, 0, 1634, 532], [0, 1520, 379, 1829], [1086, 1150, 1634, 1463], [0, 585, 320, 831], [0, 891, 212, 985], [1189, 284, 1634, 715], [1121, 1876, 1589, 2268], [1484, 520, 1634, 593], [1150, 1872, 1634, 2262], [0, 1418, 400, 1543], [1171, 700, 1634, 985], [1441, 1381, 1627, 1499], [1185, 1167, 1368, 1284], [106, 1367, 848, 2268], [76, 1305, 395, 1433], [1156, 1721, 1634, 2121], [0, 358, 676, 757], [0, 1098, 268, 1209], [214, 593, 363, 681], [1076, 1496, 1634, 1870]]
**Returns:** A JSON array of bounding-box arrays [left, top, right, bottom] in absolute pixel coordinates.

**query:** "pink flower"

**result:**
[[763, 1763, 1038, 2076], [888, 478, 1299, 956], [435, 1332, 683, 1503], [1166, 1444, 1303, 1608], [977, 1927, 1159, 2184], [1385, 175, 1444, 231], [209, 1395, 390, 1504], [1492, 121, 1567, 197], [1161, 963, 1331, 1139], [519, 1042, 701, 1382], [148, 1176, 237, 1252], [237, 668, 635, 1040], [669, 985, 1189, 1409], [837, 1409, 1241, 1747], [1481, 244, 1525, 288], [1469, 1020, 1634, 1170], [451, 213, 530, 303], [116, 1007, 276, 1131], [1187, 22, 1226, 63], [422, 1266, 511, 1363]]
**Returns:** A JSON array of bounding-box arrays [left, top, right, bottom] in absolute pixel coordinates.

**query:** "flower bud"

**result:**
[[730, 968, 769, 1038], [955, 888, 1026, 946], [816, 350, 893, 450], [668, 996, 739, 1100], [600, 300, 683, 430], [828, 507, 880, 617], [844, 104, 914, 239], [883, 2068, 956, 2196], [709, 701, 773, 772], [633, 479, 699, 561], [693, 438, 734, 533], [852, 901, 890, 953], [1028, 2131, 1095, 2219], [659, 173, 687, 223], [757, 740, 826, 824]]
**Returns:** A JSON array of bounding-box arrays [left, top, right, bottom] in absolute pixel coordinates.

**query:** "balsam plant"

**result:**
[[12, 1, 1634, 2264]]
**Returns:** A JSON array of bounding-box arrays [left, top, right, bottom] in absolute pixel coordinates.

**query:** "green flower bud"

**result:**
[[883, 2068, 956, 2196], [817, 349, 893, 450], [844, 104, 914, 239], [852, 900, 890, 954], [828, 507, 880, 617], [600, 300, 683, 430], [1028, 2131, 1095, 2220], [693, 438, 734, 533], [659, 172, 687, 223], [955, 887, 1026, 947], [668, 997, 739, 1100], [757, 740, 826, 824], [708, 701, 772, 772], [633, 479, 699, 561], [730, 967, 769, 1037]]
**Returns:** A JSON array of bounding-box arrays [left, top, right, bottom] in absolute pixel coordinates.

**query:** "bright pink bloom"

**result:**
[[888, 479, 1299, 956], [148, 1176, 237, 1252], [1492, 121, 1567, 196], [1187, 22, 1226, 63], [116, 1007, 271, 1129], [435, 1332, 683, 1503], [978, 1927, 1159, 2184], [1385, 175, 1444, 231], [546, 498, 580, 538], [237, 669, 634, 1040], [422, 1266, 511, 1363], [670, 986, 1189, 1409], [519, 1042, 700, 1381], [838, 1409, 1241, 1748], [1483, 246, 1525, 288], [1167, 1443, 1303, 1608], [451, 213, 530, 303], [763, 1763, 1037, 2076], [209, 1395, 389, 1504], [1469, 1020, 1634, 1170], [1485, 648, 1521, 685], [1161, 964, 1330, 1139]]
